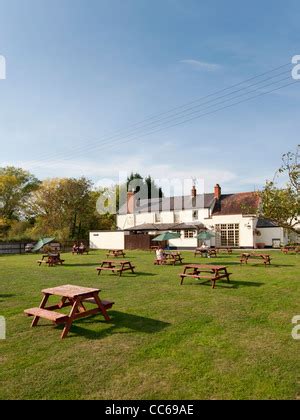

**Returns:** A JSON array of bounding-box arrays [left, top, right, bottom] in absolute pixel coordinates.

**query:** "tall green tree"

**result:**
[[0, 167, 40, 236], [28, 177, 94, 240], [127, 172, 163, 199], [259, 145, 300, 233]]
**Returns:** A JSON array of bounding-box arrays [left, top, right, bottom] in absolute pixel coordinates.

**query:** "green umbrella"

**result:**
[[196, 231, 215, 241], [152, 232, 181, 242], [31, 238, 55, 253]]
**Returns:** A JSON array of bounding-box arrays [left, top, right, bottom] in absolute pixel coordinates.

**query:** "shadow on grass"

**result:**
[[184, 279, 264, 289], [132, 272, 158, 277], [240, 263, 294, 268], [63, 263, 103, 267], [0, 294, 15, 302], [56, 310, 171, 340]]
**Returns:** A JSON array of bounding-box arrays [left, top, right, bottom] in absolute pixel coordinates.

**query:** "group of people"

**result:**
[[72, 242, 86, 255]]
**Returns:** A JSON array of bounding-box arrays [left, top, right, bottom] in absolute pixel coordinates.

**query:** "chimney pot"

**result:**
[[191, 185, 197, 198], [127, 191, 135, 214]]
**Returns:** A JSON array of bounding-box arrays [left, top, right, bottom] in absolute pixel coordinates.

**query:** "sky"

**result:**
[[0, 0, 299, 194]]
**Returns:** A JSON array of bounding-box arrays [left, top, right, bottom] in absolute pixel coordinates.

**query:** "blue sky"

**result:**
[[0, 0, 299, 193]]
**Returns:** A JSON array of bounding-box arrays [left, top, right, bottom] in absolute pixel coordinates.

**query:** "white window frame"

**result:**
[[174, 212, 181, 223], [184, 230, 195, 239], [192, 210, 199, 221], [215, 224, 240, 247], [155, 212, 162, 223]]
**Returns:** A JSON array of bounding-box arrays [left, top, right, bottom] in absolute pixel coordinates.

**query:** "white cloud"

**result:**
[[180, 59, 221, 71]]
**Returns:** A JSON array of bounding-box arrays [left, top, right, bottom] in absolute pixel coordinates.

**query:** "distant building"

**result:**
[[90, 184, 289, 250]]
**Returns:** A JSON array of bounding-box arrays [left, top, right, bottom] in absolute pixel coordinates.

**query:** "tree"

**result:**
[[259, 145, 300, 233], [28, 177, 94, 241], [126, 172, 163, 199], [0, 167, 40, 237], [27, 177, 117, 240]]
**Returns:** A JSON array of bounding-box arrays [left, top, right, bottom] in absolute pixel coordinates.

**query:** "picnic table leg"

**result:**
[[31, 293, 50, 327], [224, 268, 230, 283], [77, 300, 87, 313], [61, 299, 79, 339], [180, 267, 188, 285], [58, 297, 67, 309], [93, 293, 111, 321]]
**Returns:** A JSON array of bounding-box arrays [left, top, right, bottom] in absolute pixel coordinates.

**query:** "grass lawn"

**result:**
[[0, 250, 299, 400]]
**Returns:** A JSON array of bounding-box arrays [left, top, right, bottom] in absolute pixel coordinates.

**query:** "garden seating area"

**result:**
[[1, 249, 300, 400]]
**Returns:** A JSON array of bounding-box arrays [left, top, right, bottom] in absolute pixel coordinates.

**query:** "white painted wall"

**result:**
[[117, 214, 136, 230], [90, 231, 125, 250], [117, 208, 211, 230], [259, 227, 288, 247], [169, 236, 198, 248], [211, 215, 255, 247]]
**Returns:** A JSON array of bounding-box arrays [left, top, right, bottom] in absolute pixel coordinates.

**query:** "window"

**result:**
[[192, 210, 199, 221], [174, 212, 181, 223], [215, 224, 240, 247], [155, 213, 162, 223], [184, 230, 195, 239]]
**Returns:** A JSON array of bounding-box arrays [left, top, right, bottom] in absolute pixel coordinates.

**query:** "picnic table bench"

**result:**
[[73, 248, 89, 255], [215, 247, 233, 254], [240, 253, 271, 266], [37, 254, 65, 267], [24, 284, 114, 339], [97, 260, 135, 276], [154, 251, 184, 266], [106, 249, 126, 258], [179, 264, 231, 289], [281, 246, 300, 255], [194, 248, 217, 258], [150, 245, 160, 252]]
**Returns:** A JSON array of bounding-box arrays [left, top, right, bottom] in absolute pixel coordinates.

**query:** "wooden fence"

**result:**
[[124, 234, 166, 250], [0, 242, 26, 254]]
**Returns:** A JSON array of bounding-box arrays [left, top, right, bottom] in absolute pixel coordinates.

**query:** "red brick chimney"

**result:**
[[127, 191, 135, 214], [214, 184, 221, 200], [191, 185, 197, 198]]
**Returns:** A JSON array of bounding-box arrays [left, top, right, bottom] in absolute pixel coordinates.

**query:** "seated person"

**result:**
[[200, 243, 209, 256], [156, 247, 166, 265], [78, 242, 86, 254], [72, 242, 79, 254]]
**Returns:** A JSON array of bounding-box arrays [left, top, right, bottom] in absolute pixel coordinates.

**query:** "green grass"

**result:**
[[0, 250, 299, 400]]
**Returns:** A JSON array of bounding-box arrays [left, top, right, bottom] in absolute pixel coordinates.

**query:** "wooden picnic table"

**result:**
[[73, 247, 89, 255], [24, 284, 114, 339], [106, 249, 126, 258], [37, 254, 65, 267], [97, 260, 135, 277], [194, 248, 217, 258], [281, 246, 300, 254], [150, 245, 160, 252], [155, 251, 184, 266], [240, 253, 271, 266], [179, 264, 231, 289]]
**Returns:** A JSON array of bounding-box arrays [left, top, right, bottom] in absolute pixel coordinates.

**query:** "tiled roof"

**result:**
[[125, 222, 206, 232], [119, 193, 215, 214], [256, 218, 279, 228], [212, 192, 260, 216]]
